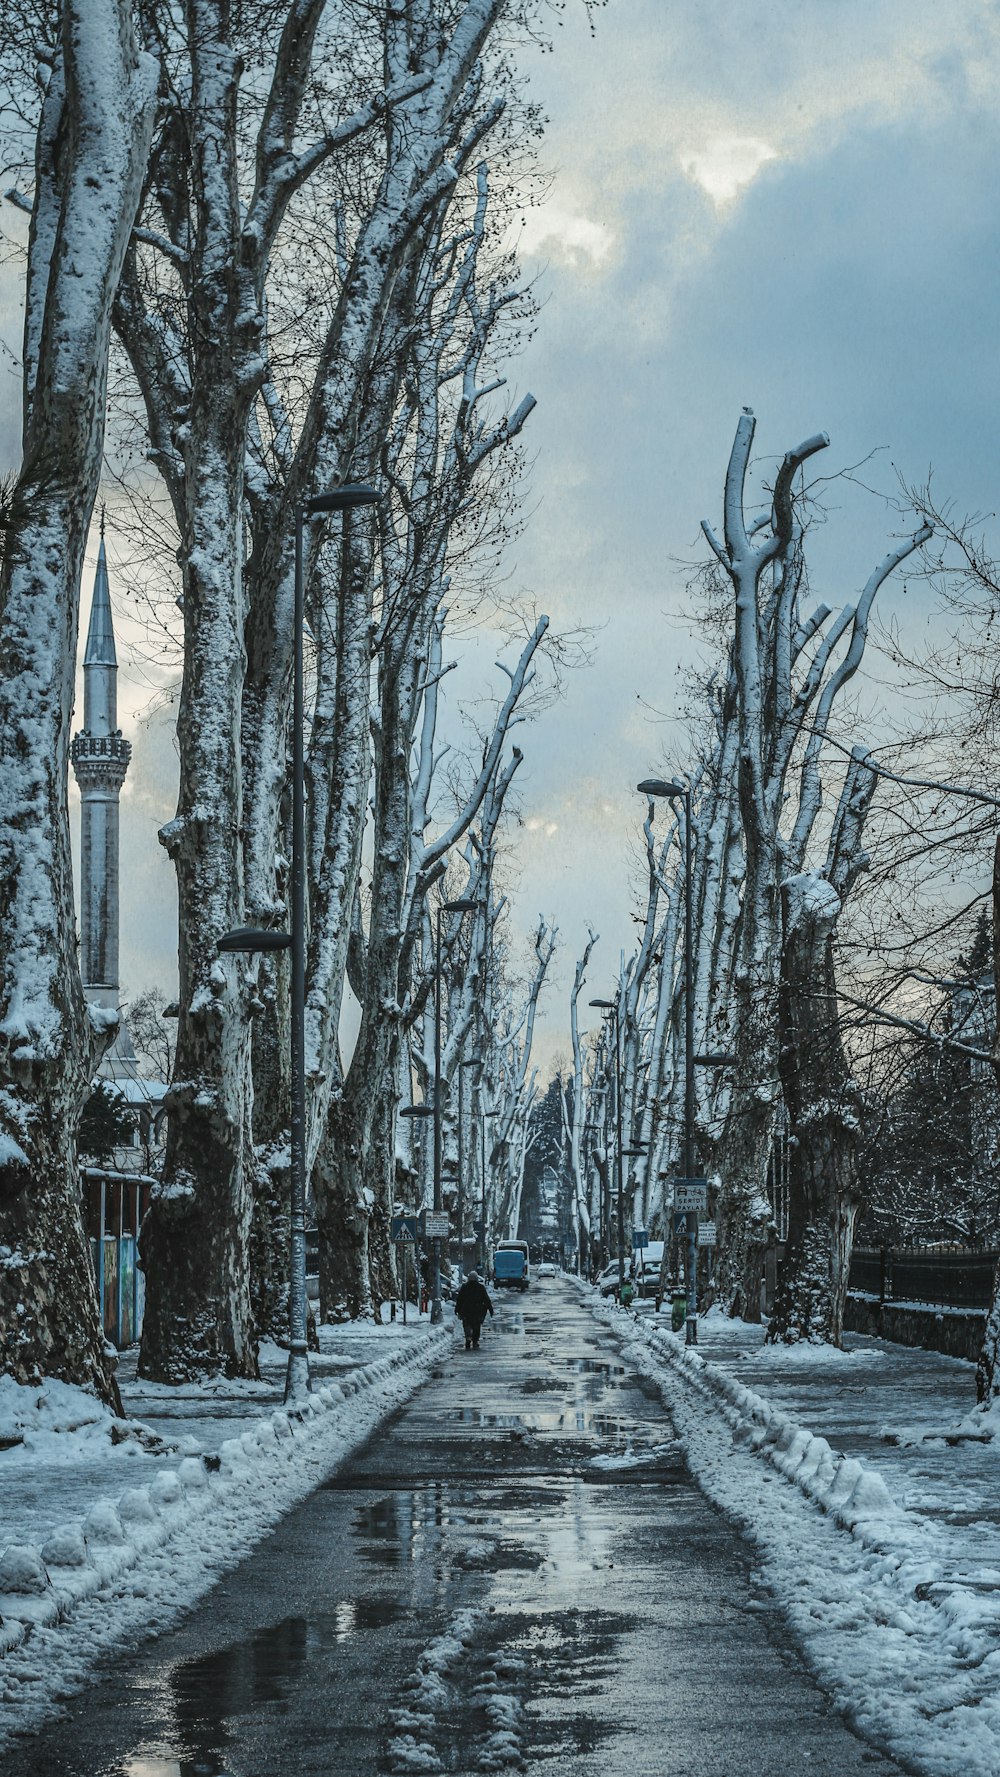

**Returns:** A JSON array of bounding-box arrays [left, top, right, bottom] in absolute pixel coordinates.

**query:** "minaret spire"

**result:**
[[71, 521, 132, 1039]]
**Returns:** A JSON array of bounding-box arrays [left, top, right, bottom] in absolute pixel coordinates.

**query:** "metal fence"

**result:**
[[849, 1246, 997, 1312]]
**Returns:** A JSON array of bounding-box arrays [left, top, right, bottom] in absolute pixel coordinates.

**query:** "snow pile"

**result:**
[[387, 1607, 485, 1773], [386, 1608, 527, 1775], [471, 1651, 527, 1773], [0, 1325, 447, 1746], [0, 1374, 121, 1455], [588, 1293, 1000, 1777]]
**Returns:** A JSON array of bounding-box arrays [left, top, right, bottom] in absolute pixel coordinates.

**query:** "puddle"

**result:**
[[452, 1409, 538, 1428], [117, 1602, 408, 1777], [567, 1359, 627, 1376]]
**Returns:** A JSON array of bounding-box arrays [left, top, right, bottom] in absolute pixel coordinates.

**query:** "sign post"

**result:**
[[674, 1178, 708, 1337], [391, 1213, 419, 1324]]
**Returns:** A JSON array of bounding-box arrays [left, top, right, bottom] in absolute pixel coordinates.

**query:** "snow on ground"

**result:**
[[584, 1286, 1000, 1777], [0, 1314, 446, 1750], [386, 1605, 527, 1777]]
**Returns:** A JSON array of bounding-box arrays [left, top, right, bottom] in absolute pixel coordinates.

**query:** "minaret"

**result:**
[[71, 516, 134, 1062]]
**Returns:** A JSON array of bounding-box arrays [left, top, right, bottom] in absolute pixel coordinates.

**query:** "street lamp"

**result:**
[[590, 996, 626, 1295], [638, 774, 698, 1345], [431, 896, 479, 1322], [220, 482, 379, 1404], [457, 1056, 483, 1287]]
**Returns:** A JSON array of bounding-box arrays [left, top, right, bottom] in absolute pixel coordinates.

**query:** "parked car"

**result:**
[[633, 1239, 665, 1299], [595, 1263, 621, 1297]]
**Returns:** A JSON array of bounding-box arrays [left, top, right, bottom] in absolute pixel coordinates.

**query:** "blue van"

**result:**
[[493, 1240, 530, 1291]]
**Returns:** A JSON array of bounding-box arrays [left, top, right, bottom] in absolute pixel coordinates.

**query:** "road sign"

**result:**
[[632, 1227, 649, 1250], [674, 1181, 708, 1215], [672, 1212, 687, 1236], [699, 1221, 717, 1248], [424, 1210, 450, 1238], [391, 1213, 419, 1242]]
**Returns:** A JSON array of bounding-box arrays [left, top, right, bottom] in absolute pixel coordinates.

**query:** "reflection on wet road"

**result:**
[[4, 1281, 902, 1777]]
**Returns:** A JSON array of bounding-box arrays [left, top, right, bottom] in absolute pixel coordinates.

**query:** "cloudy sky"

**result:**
[[34, 0, 1000, 1073]]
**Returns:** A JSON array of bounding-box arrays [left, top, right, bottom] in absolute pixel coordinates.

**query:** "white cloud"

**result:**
[[680, 136, 779, 209], [519, 199, 614, 270]]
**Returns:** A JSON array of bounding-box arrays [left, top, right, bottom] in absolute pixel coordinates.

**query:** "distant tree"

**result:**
[[124, 987, 176, 1081], [79, 1083, 137, 1168], [521, 1073, 570, 1247]]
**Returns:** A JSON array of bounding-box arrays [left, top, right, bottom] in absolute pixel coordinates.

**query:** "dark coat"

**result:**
[[455, 1275, 493, 1327]]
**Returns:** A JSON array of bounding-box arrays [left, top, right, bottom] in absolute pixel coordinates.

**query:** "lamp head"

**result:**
[[637, 776, 687, 800], [217, 926, 292, 954], [303, 484, 380, 516], [442, 896, 478, 914], [589, 998, 614, 1010]]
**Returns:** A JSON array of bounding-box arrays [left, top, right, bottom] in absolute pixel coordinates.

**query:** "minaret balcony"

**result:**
[[71, 730, 132, 789]]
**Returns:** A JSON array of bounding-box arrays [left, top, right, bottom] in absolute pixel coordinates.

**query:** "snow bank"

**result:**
[[585, 1291, 1000, 1777], [0, 1326, 447, 1749]]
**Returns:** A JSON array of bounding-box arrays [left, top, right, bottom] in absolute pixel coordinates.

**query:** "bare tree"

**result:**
[[0, 0, 156, 1403], [703, 411, 930, 1318], [767, 751, 877, 1343]]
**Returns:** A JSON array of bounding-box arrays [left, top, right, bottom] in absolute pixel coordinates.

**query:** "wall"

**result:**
[[845, 1291, 984, 1364]]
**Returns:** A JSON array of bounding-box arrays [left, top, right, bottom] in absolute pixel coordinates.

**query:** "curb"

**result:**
[[584, 1291, 905, 1549]]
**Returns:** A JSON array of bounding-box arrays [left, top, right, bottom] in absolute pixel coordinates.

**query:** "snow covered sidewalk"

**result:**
[[0, 1316, 446, 1750], [587, 1291, 1000, 1777]]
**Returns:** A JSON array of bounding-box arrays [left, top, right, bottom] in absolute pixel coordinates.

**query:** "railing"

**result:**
[[849, 1246, 997, 1312]]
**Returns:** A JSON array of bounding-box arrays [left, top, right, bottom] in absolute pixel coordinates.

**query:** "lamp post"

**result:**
[[480, 1107, 500, 1271], [400, 1102, 434, 1318], [220, 482, 379, 1403], [431, 896, 478, 1322], [637, 775, 698, 1345], [457, 1056, 483, 1287], [590, 996, 625, 1294]]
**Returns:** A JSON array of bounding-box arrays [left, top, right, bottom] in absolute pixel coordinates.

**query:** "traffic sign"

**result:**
[[674, 1181, 708, 1214], [699, 1221, 718, 1248], [424, 1210, 450, 1238], [391, 1214, 419, 1242], [632, 1227, 649, 1250], [672, 1212, 687, 1236]]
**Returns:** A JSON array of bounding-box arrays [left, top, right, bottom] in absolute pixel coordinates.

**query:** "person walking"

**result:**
[[454, 1270, 494, 1350]]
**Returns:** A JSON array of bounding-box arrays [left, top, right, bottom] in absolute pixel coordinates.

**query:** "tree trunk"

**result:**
[[713, 939, 779, 1321], [975, 834, 1000, 1399], [0, 0, 156, 1404], [139, 399, 258, 1381], [768, 873, 863, 1345], [137, 7, 268, 1383], [314, 1110, 373, 1323], [249, 957, 291, 1342]]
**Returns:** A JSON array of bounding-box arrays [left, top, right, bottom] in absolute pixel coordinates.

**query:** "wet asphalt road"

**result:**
[[5, 1279, 903, 1777]]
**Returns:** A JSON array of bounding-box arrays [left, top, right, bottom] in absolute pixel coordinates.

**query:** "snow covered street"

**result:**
[[0, 1317, 446, 1744], [2, 1279, 903, 1775], [590, 1290, 1000, 1776]]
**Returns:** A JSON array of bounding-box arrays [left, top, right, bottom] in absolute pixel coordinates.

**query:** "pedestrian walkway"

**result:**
[[1, 1318, 431, 1550], [2, 1280, 901, 1776], [668, 1307, 999, 1537], [586, 1289, 1000, 1776]]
